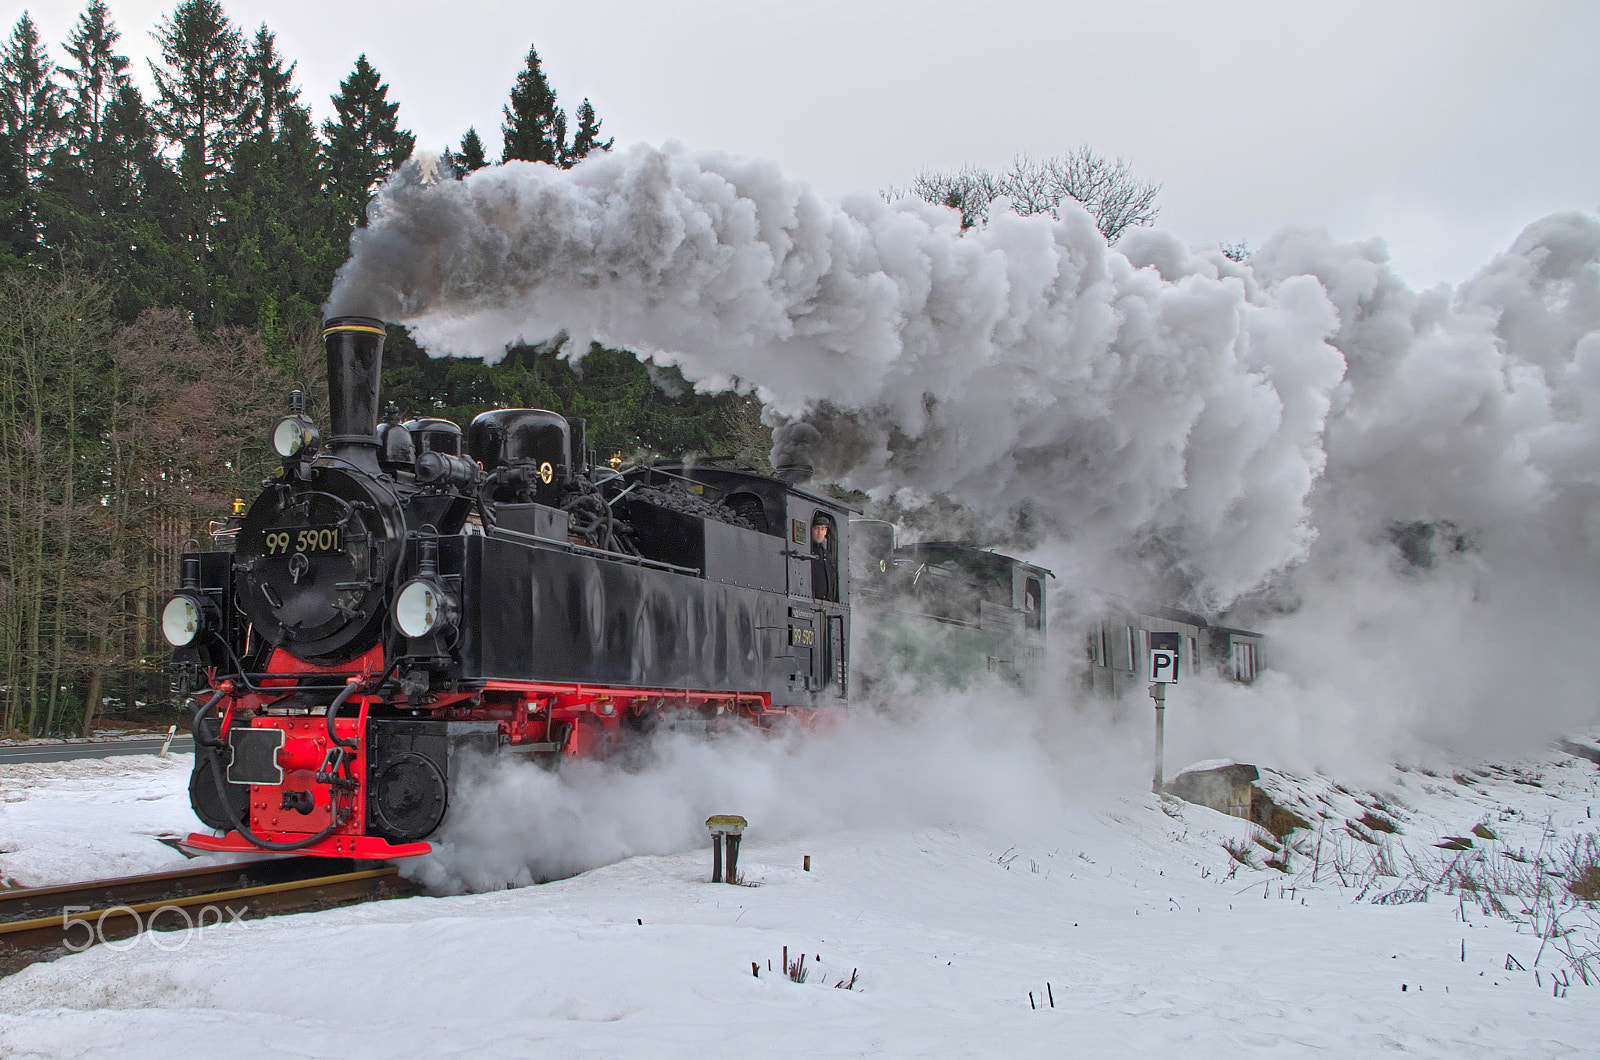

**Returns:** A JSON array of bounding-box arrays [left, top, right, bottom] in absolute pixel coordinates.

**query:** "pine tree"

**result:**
[[567, 98, 612, 165], [41, 75, 188, 320], [0, 129, 28, 264], [42, 4, 140, 287], [0, 13, 64, 186], [148, 0, 248, 199], [145, 0, 250, 322], [217, 25, 340, 343], [444, 126, 488, 174], [500, 44, 565, 165], [321, 54, 414, 228], [103, 85, 187, 314], [240, 24, 297, 141], [59, 2, 130, 158]]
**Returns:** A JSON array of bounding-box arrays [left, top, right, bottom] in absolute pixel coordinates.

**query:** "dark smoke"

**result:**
[[768, 421, 822, 478]]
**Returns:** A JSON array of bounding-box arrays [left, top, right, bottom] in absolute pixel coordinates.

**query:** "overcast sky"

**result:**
[[13, 0, 1597, 288]]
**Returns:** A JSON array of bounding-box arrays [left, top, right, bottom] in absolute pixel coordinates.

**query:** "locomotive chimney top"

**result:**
[[774, 463, 814, 486], [769, 422, 821, 488], [322, 315, 387, 468]]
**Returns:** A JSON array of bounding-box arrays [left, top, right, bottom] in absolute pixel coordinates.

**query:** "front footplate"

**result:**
[[182, 831, 432, 860]]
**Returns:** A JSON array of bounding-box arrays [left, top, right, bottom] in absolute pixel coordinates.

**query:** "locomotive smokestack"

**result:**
[[770, 421, 821, 486], [774, 462, 814, 486], [322, 316, 387, 458]]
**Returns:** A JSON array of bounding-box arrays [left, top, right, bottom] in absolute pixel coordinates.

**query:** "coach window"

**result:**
[[1023, 577, 1043, 631], [810, 513, 838, 602], [1233, 641, 1255, 682]]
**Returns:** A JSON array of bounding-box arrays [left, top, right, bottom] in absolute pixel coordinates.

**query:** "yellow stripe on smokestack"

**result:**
[[322, 323, 387, 338]]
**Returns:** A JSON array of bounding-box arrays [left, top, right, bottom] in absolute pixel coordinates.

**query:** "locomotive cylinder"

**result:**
[[322, 315, 387, 448]]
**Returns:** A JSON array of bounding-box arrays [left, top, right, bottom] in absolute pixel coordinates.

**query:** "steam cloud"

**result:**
[[329, 144, 1600, 761], [405, 677, 1143, 894]]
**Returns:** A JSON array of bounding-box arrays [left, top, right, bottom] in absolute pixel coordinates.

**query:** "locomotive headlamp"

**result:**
[[160, 594, 203, 647], [394, 578, 456, 638], [271, 414, 320, 459]]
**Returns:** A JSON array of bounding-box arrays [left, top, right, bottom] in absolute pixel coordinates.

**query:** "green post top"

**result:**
[[705, 815, 748, 834]]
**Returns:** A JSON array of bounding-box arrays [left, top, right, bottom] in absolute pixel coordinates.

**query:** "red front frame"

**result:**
[[185, 654, 821, 860]]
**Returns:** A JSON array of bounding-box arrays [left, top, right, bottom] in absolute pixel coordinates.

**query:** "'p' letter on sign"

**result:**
[[1147, 631, 1180, 684], [1149, 648, 1179, 683]]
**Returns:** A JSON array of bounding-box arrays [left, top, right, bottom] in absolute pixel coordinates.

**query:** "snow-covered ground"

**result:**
[[2, 734, 1598, 1058], [0, 755, 200, 888]]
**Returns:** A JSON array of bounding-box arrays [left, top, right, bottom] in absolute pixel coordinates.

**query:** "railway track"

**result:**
[[0, 856, 419, 977]]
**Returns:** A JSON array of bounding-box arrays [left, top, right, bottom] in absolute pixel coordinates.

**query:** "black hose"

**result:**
[[190, 688, 228, 747], [325, 680, 360, 749]]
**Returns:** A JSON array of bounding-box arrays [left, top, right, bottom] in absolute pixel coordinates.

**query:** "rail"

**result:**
[[0, 856, 415, 976]]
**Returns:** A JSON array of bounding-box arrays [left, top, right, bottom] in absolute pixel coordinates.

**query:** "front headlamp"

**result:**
[[161, 594, 204, 647], [271, 414, 320, 458], [394, 578, 457, 638]]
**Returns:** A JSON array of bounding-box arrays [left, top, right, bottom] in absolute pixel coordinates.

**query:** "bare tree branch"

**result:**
[[897, 146, 1161, 243]]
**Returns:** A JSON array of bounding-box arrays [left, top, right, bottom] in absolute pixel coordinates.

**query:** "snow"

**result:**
[[1174, 757, 1239, 776], [0, 755, 204, 888], [3, 739, 1599, 1057]]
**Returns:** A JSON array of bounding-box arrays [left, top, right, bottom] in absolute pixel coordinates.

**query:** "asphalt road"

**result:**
[[0, 736, 191, 765]]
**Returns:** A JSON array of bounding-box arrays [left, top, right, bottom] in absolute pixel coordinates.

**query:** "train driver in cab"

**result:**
[[811, 517, 838, 602]]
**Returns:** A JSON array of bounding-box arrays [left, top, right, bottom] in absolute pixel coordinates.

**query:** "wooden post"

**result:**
[[705, 815, 748, 885]]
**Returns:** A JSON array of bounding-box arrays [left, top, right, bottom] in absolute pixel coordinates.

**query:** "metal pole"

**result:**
[[1149, 683, 1167, 794], [711, 833, 723, 883]]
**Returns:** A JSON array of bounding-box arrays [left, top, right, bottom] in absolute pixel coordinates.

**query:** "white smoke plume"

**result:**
[[404, 669, 1143, 894], [328, 145, 1346, 607], [329, 144, 1600, 762]]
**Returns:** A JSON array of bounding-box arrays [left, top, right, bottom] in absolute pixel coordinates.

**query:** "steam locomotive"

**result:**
[[168, 317, 853, 859]]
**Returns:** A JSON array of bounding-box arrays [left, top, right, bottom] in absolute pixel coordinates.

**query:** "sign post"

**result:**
[[1147, 632, 1180, 793]]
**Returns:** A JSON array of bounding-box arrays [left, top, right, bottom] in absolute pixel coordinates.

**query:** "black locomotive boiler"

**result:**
[[167, 317, 853, 858]]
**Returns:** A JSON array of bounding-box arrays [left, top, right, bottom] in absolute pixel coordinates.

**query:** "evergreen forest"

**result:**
[[0, 1, 770, 736]]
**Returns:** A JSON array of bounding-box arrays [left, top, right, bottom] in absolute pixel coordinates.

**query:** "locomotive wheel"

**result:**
[[370, 752, 448, 842], [189, 752, 249, 832]]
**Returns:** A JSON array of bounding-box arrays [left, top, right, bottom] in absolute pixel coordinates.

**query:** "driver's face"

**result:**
[[812, 524, 828, 545]]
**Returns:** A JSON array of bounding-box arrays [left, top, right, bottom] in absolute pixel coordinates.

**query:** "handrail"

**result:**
[[486, 523, 701, 577]]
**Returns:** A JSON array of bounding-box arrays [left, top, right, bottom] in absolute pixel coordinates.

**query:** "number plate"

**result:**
[[262, 525, 342, 555], [790, 626, 816, 647]]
